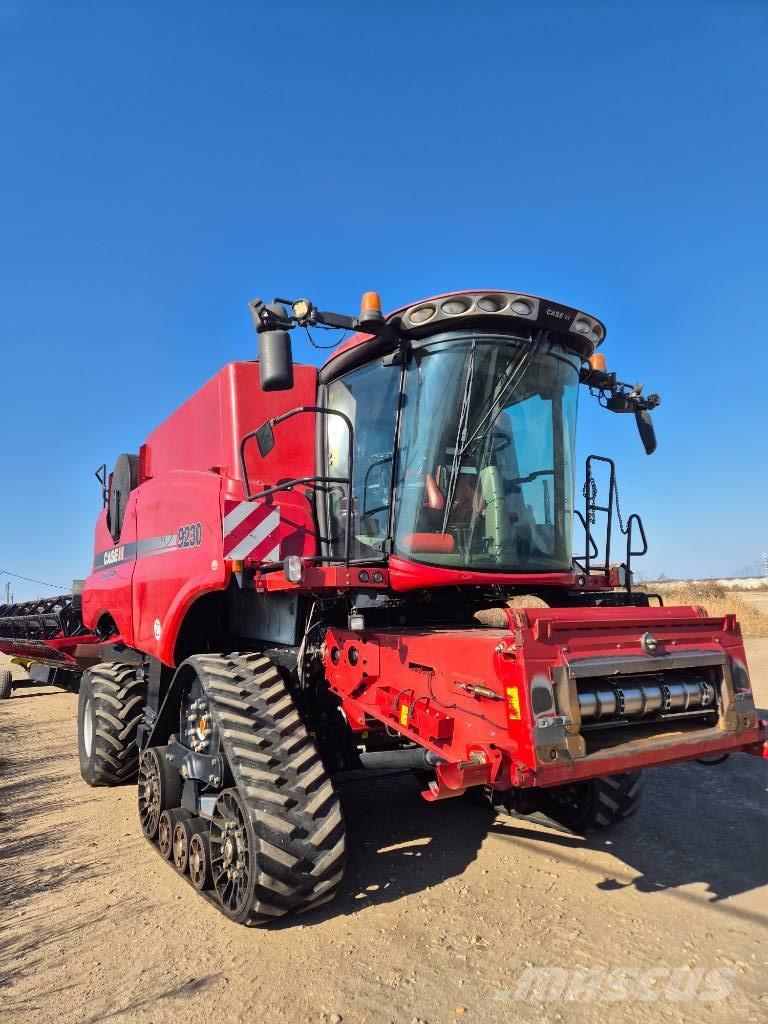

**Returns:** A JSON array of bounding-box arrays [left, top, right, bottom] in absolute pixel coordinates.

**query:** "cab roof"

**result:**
[[319, 289, 605, 383]]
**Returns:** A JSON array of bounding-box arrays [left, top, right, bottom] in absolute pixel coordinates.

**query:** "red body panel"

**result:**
[[132, 470, 227, 663], [142, 362, 317, 486], [387, 555, 601, 592], [83, 504, 138, 644], [83, 361, 320, 666]]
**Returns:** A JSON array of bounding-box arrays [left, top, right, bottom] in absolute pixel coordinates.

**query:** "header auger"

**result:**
[[25, 286, 764, 925]]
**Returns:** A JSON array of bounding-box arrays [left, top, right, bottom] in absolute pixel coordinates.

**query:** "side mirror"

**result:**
[[255, 420, 275, 457], [256, 303, 293, 392], [635, 408, 657, 455]]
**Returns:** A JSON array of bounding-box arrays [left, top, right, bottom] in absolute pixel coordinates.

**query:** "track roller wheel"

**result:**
[[158, 808, 189, 860], [211, 789, 253, 918], [172, 816, 196, 873], [541, 771, 644, 833], [77, 662, 146, 787], [138, 746, 183, 840], [176, 652, 347, 925], [189, 830, 213, 891]]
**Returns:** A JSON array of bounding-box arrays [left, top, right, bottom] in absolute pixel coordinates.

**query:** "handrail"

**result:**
[[572, 509, 599, 572], [584, 454, 616, 581], [581, 454, 649, 591], [624, 513, 648, 593], [239, 406, 355, 567]]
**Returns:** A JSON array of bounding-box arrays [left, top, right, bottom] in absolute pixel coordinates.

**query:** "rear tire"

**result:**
[[0, 669, 12, 700], [78, 663, 146, 786], [541, 771, 644, 833]]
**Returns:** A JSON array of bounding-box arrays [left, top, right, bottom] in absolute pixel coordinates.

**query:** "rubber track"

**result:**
[[189, 652, 346, 925], [87, 663, 146, 784]]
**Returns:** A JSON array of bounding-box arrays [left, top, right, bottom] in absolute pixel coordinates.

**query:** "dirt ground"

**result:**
[[1, 644, 767, 1024], [742, 592, 768, 616]]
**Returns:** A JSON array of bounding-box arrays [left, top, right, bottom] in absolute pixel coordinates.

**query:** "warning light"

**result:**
[[360, 291, 383, 321], [284, 556, 303, 583], [589, 353, 607, 372]]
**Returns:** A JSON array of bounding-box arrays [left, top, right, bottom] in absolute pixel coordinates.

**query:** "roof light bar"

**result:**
[[399, 292, 605, 347]]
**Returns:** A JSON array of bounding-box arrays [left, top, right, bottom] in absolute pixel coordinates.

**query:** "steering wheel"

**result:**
[[489, 431, 511, 454], [505, 468, 555, 486]]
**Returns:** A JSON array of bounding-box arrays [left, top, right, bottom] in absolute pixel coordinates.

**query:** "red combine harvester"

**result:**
[[69, 289, 765, 924]]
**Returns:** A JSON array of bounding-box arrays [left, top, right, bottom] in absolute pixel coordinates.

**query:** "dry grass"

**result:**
[[640, 582, 768, 637], [475, 585, 768, 637]]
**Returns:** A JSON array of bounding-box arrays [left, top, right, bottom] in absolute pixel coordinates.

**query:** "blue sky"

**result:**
[[1, 0, 766, 601]]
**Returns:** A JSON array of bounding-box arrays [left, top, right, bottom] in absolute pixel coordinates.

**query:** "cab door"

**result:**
[[324, 358, 401, 561]]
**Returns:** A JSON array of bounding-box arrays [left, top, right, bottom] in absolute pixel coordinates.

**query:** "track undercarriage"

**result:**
[[135, 653, 346, 924]]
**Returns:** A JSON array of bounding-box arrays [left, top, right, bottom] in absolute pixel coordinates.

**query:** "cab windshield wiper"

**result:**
[[441, 340, 476, 534], [457, 329, 547, 460]]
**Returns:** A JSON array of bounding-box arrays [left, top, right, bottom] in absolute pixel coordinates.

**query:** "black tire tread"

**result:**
[[543, 770, 644, 833], [80, 663, 146, 786], [591, 771, 644, 828], [0, 669, 13, 700], [188, 652, 346, 925]]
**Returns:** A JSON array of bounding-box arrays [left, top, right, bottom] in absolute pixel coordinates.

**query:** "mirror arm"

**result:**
[[585, 370, 661, 455], [250, 296, 397, 339]]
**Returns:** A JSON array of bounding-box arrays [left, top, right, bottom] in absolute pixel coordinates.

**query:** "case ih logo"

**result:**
[[223, 500, 281, 562], [103, 545, 125, 566]]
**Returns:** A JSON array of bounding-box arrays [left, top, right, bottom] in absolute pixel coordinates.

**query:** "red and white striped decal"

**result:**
[[223, 500, 281, 562]]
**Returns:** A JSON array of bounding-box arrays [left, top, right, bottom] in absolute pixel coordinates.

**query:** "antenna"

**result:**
[[762, 552, 768, 578]]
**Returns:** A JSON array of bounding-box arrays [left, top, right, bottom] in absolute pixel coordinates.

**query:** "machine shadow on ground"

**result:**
[[276, 771, 492, 928], [489, 754, 768, 908], [2, 689, 72, 701], [276, 747, 768, 929]]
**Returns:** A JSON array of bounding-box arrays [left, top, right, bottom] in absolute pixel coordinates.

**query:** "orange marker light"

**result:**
[[589, 353, 607, 372], [360, 291, 383, 320]]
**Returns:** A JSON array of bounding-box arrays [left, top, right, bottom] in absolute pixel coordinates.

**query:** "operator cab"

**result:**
[[249, 289, 659, 584], [323, 321, 581, 573]]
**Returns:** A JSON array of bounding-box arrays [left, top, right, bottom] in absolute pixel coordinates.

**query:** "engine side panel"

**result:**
[[132, 470, 226, 664], [82, 504, 138, 643]]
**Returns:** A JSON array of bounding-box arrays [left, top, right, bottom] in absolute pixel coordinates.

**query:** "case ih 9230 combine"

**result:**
[[4, 288, 766, 925]]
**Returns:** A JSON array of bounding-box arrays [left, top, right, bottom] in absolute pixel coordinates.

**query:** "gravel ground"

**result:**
[[1, 642, 767, 1024]]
